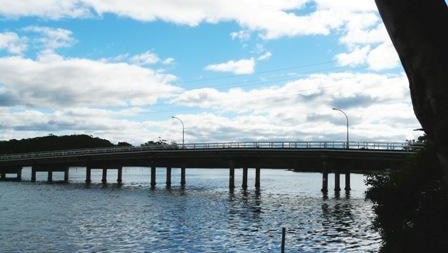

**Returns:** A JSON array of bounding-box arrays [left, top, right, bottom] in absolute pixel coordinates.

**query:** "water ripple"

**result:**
[[0, 170, 380, 252]]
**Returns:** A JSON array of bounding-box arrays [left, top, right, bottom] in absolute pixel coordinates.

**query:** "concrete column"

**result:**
[[48, 171, 53, 183], [64, 167, 69, 183], [255, 168, 261, 189], [0, 172, 4, 180], [85, 167, 92, 184], [151, 166, 156, 188], [345, 169, 351, 191], [166, 167, 172, 187], [229, 167, 235, 189], [180, 167, 186, 186], [16, 168, 22, 181], [242, 167, 248, 190], [31, 168, 36, 182], [321, 168, 328, 192], [335, 171, 341, 192], [102, 168, 107, 184], [117, 167, 123, 184]]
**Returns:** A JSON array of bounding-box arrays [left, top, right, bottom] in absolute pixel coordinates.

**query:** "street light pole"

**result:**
[[332, 108, 349, 149], [171, 116, 184, 149]]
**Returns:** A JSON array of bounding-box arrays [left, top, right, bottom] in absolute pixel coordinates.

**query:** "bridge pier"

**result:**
[[0, 172, 5, 180], [151, 166, 156, 188], [242, 167, 248, 190], [345, 169, 351, 191], [85, 167, 91, 184], [166, 167, 172, 187], [229, 167, 235, 189], [48, 170, 53, 183], [64, 167, 69, 183], [180, 167, 186, 187], [334, 171, 341, 192], [102, 168, 108, 184], [31, 168, 36, 182], [117, 167, 123, 184], [17, 168, 22, 181], [321, 161, 328, 193], [255, 168, 260, 189]]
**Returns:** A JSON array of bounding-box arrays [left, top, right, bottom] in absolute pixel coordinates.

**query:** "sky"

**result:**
[[0, 0, 422, 145]]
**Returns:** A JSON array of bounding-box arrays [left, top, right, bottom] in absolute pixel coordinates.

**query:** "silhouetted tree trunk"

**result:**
[[375, 0, 448, 182]]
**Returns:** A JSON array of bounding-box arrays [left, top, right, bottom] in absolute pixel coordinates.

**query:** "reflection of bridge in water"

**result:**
[[0, 141, 421, 192]]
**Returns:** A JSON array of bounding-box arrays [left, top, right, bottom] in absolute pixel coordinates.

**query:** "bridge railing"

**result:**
[[0, 141, 423, 162]]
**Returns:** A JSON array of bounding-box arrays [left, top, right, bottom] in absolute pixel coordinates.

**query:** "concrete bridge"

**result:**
[[0, 141, 420, 192]]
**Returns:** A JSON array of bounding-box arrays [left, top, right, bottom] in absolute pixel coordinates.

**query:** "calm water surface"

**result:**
[[0, 168, 380, 252]]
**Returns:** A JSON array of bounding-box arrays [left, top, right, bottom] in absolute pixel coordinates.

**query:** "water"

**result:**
[[0, 168, 380, 252]]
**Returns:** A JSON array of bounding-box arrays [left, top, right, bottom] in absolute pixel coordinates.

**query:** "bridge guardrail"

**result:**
[[0, 141, 423, 162]]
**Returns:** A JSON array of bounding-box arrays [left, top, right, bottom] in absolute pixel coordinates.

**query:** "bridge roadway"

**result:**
[[0, 141, 420, 192]]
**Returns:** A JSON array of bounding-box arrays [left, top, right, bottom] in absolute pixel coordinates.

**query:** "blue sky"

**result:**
[[0, 0, 421, 144]]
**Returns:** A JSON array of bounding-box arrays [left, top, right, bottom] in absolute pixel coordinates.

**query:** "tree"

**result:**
[[375, 0, 448, 182]]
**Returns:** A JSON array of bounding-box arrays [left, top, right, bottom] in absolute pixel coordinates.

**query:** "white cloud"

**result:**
[[130, 51, 160, 66], [0, 55, 181, 108], [230, 30, 251, 41], [170, 72, 419, 141], [0, 0, 90, 19], [205, 58, 255, 75], [0, 0, 379, 40], [257, 51, 272, 61], [367, 41, 401, 71], [24, 26, 76, 53], [336, 46, 370, 67], [162, 57, 175, 65], [0, 32, 27, 54], [336, 15, 401, 71]]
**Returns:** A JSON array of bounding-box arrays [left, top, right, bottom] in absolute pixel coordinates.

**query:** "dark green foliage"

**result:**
[[366, 137, 448, 252], [117, 142, 132, 147], [0, 134, 120, 154]]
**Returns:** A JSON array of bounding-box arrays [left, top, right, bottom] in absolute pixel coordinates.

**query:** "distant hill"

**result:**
[[0, 134, 132, 154]]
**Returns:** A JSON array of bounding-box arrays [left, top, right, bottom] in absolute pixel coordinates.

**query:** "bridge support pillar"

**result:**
[[31, 168, 36, 182], [180, 167, 186, 187], [0, 172, 5, 180], [85, 167, 91, 184], [334, 171, 341, 192], [166, 167, 172, 187], [151, 166, 156, 188], [16, 168, 22, 181], [255, 168, 260, 189], [242, 167, 248, 190], [48, 171, 53, 183], [102, 168, 107, 184], [229, 167, 235, 189], [64, 167, 69, 183], [345, 169, 351, 191], [321, 168, 328, 192], [117, 167, 123, 184]]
